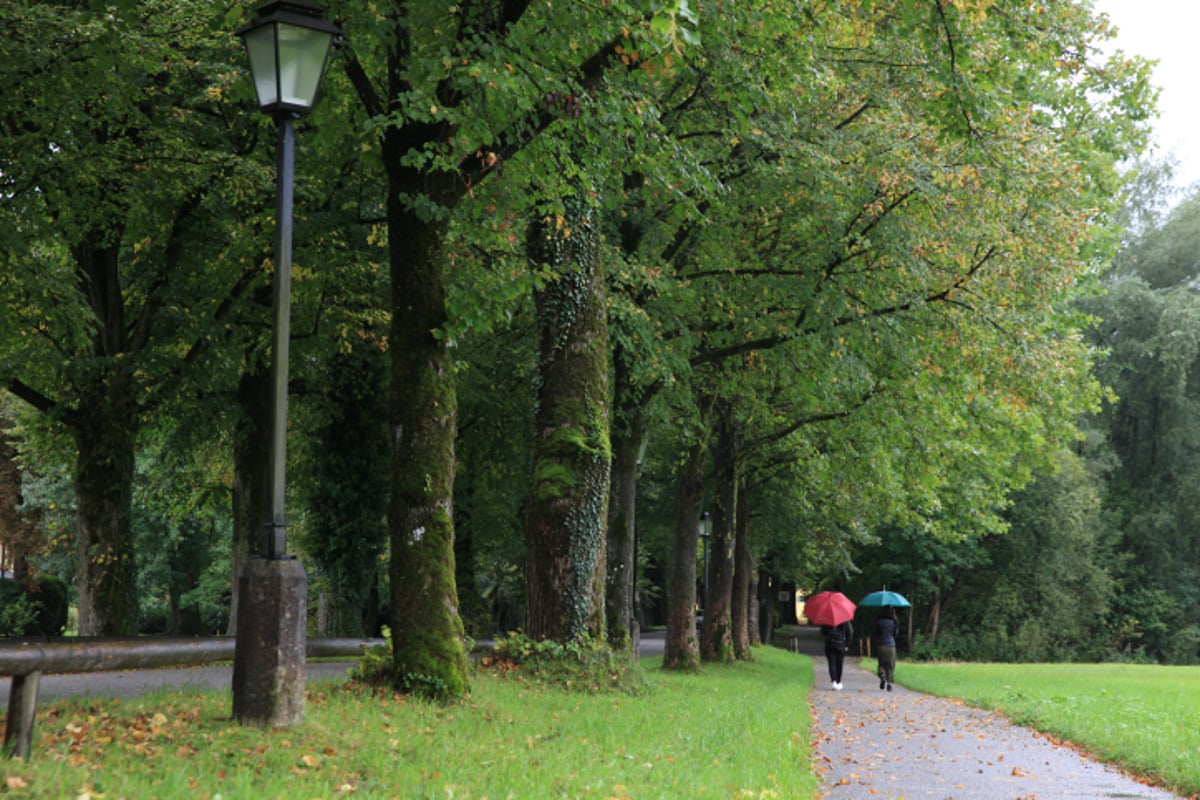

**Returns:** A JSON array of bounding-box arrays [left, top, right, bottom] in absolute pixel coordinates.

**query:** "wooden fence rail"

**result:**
[[1, 637, 381, 759]]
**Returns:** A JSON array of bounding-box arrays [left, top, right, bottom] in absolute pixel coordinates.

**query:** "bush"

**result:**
[[0, 575, 69, 636], [348, 625, 397, 689], [483, 632, 645, 694], [30, 574, 69, 635], [0, 581, 39, 636]]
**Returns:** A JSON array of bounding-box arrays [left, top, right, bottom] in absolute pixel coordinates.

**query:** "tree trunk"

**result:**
[[664, 443, 706, 670], [748, 569, 761, 647], [73, 401, 137, 636], [524, 193, 612, 643], [731, 479, 753, 659], [928, 581, 942, 645], [701, 410, 737, 662], [230, 366, 272, 636], [386, 161, 468, 698], [606, 404, 645, 652], [71, 239, 139, 636]]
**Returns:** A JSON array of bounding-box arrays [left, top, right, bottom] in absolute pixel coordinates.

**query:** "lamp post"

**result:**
[[231, 0, 341, 728]]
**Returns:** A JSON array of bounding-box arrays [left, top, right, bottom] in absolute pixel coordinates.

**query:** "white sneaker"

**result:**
[[833, 682, 842, 690]]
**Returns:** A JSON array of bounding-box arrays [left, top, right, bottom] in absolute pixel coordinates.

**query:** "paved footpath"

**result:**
[[811, 654, 1186, 800]]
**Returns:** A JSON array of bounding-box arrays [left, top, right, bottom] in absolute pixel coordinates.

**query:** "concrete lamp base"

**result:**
[[232, 556, 308, 727]]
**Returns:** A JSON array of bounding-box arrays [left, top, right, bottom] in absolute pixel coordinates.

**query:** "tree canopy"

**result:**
[[5, 0, 1191, 696]]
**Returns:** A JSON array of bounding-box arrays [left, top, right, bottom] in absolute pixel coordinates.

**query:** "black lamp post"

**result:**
[[231, 0, 341, 728]]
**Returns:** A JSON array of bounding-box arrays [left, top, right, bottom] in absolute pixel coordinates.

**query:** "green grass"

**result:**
[[869, 659, 1200, 798], [2, 647, 818, 799]]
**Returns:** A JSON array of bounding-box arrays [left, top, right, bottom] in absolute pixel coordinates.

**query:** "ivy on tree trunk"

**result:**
[[524, 192, 611, 643]]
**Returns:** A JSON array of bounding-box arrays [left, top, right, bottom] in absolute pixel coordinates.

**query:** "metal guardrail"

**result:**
[[1, 637, 382, 759]]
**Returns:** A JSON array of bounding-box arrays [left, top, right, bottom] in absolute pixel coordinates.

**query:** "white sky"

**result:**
[[1093, 0, 1200, 189]]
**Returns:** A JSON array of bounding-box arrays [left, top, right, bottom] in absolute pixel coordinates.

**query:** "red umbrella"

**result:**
[[803, 591, 856, 626]]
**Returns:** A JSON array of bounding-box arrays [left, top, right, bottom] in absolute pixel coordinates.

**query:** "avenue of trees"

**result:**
[[6, 0, 1196, 695]]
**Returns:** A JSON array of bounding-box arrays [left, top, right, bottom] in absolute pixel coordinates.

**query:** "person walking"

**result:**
[[873, 607, 899, 691], [821, 620, 852, 690]]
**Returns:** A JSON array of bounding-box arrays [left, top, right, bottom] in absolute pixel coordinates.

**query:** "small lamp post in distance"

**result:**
[[231, 0, 341, 729]]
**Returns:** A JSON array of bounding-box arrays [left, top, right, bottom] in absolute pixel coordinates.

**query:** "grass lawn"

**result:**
[[2, 646, 818, 799], [868, 659, 1200, 798]]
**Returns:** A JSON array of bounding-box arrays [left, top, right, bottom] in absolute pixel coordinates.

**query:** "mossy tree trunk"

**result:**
[[524, 193, 612, 643], [385, 156, 469, 698]]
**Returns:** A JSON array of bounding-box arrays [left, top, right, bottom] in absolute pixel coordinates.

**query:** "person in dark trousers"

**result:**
[[821, 620, 852, 690], [873, 607, 899, 691]]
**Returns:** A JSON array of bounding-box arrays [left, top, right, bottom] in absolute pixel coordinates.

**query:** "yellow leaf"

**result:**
[[301, 753, 321, 768]]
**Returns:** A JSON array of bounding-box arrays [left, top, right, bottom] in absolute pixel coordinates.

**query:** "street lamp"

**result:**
[[231, 0, 341, 729]]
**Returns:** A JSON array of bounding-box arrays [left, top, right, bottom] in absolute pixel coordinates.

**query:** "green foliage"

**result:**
[[487, 632, 644, 694], [347, 626, 396, 688], [295, 340, 389, 637], [1073, 192, 1200, 664], [0, 580, 38, 636], [0, 575, 68, 636]]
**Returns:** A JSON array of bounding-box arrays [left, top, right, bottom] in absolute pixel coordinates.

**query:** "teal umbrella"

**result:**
[[860, 589, 910, 608]]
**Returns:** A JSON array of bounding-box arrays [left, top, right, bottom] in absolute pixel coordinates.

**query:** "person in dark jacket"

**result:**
[[821, 620, 852, 690], [872, 607, 899, 691]]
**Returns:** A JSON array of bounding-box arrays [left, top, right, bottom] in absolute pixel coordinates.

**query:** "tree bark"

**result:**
[[386, 162, 469, 698], [606, 405, 645, 652], [731, 479, 753, 659], [73, 393, 137, 636], [72, 241, 138, 636], [701, 409, 737, 662], [524, 193, 612, 643], [664, 443, 705, 670], [749, 569, 763, 647], [230, 366, 272, 636], [756, 568, 775, 646]]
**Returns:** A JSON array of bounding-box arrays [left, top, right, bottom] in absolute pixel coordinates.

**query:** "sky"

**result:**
[[1093, 0, 1200, 189]]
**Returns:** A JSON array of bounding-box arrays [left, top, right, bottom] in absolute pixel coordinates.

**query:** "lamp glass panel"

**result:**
[[276, 23, 333, 108], [243, 25, 280, 109]]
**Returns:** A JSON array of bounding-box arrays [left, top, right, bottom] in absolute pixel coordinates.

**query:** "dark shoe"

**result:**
[[880, 678, 886, 690], [887, 683, 893, 692]]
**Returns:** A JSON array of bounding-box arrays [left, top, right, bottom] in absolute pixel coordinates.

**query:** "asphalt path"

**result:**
[[808, 632, 1185, 800]]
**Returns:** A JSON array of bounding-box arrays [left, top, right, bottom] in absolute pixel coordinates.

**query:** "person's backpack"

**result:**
[[829, 623, 848, 647]]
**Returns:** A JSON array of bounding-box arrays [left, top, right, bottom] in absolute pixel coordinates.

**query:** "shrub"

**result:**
[[0, 580, 39, 636], [0, 575, 69, 636], [483, 631, 645, 693]]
